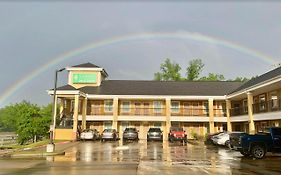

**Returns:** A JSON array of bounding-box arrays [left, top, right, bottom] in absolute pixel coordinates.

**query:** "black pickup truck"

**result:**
[[236, 127, 281, 159]]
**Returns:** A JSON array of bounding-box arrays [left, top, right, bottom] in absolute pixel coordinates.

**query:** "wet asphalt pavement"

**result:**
[[1, 140, 281, 175]]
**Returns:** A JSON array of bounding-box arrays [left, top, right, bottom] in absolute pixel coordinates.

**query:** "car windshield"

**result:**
[[125, 128, 136, 132], [104, 129, 114, 132], [170, 127, 183, 132], [83, 129, 93, 132], [148, 128, 161, 132]]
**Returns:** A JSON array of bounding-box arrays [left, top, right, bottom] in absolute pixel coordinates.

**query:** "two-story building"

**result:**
[[48, 63, 281, 141]]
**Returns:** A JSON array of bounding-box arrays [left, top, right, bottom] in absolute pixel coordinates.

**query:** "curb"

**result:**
[[10, 151, 65, 158]]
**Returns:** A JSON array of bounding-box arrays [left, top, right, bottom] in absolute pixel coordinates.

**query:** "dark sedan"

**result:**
[[147, 128, 163, 141]]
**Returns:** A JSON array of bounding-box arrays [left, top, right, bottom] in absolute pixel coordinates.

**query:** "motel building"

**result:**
[[48, 63, 281, 141]]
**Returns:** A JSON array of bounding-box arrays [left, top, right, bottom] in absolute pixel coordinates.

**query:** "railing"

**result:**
[[253, 99, 281, 114], [171, 108, 209, 117], [119, 108, 166, 116], [86, 106, 113, 115], [214, 109, 227, 117], [230, 106, 248, 116]]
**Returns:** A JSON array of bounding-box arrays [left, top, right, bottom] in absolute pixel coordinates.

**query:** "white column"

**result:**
[[208, 98, 215, 134], [226, 100, 232, 132], [247, 92, 255, 134]]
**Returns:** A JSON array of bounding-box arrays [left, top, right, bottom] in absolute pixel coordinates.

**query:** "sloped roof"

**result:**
[[230, 66, 281, 94], [72, 62, 101, 68], [56, 85, 77, 91], [77, 80, 243, 96]]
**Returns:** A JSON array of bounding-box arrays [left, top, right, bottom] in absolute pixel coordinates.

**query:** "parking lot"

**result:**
[[1, 140, 281, 175]]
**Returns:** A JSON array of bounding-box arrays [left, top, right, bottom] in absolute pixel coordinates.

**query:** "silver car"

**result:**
[[101, 129, 118, 141], [123, 128, 139, 141], [80, 129, 100, 141]]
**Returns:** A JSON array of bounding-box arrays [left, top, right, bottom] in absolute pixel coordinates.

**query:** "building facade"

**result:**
[[48, 63, 281, 141]]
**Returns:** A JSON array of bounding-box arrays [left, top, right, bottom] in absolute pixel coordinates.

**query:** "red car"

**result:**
[[168, 127, 187, 143]]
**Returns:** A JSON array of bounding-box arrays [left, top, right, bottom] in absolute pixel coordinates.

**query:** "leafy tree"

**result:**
[[0, 105, 18, 131], [186, 59, 204, 80], [154, 58, 182, 81], [199, 73, 225, 81], [0, 101, 52, 144]]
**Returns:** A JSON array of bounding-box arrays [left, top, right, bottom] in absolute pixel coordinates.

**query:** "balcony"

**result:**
[[119, 108, 166, 116], [230, 106, 248, 116], [171, 108, 209, 117], [253, 99, 281, 114], [86, 106, 113, 116]]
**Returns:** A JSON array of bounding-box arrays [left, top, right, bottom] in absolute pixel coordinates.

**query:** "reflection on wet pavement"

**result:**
[[1, 140, 281, 175]]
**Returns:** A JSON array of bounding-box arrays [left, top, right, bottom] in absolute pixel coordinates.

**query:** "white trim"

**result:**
[[78, 115, 113, 121], [118, 115, 166, 122], [47, 90, 86, 97], [171, 116, 209, 122], [66, 67, 104, 71], [214, 117, 227, 122], [230, 115, 249, 122], [253, 111, 281, 121], [86, 94, 226, 100], [227, 75, 281, 99]]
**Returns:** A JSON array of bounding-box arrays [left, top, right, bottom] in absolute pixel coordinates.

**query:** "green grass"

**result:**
[[0, 139, 69, 150]]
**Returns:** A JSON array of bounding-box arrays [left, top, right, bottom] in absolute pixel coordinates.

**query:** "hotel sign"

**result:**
[[72, 73, 97, 84]]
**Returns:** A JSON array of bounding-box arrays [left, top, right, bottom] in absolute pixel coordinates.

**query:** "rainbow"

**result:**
[[0, 31, 277, 107]]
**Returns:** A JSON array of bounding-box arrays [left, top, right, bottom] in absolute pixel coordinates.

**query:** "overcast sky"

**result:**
[[0, 1, 281, 107]]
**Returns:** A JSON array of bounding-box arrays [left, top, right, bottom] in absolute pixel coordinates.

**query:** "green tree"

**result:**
[[0, 101, 52, 144], [231, 77, 249, 82], [154, 58, 182, 81], [186, 59, 204, 80], [0, 105, 18, 131], [199, 73, 225, 81]]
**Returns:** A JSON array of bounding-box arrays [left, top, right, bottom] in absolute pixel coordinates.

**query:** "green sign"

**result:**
[[72, 73, 97, 84]]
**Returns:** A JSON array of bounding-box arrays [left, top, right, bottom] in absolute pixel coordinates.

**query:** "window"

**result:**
[[91, 102, 101, 115], [153, 101, 162, 113], [122, 101, 130, 112], [259, 95, 266, 111], [104, 100, 113, 112], [171, 101, 180, 113], [104, 122, 112, 129], [270, 92, 278, 109], [203, 102, 209, 115], [243, 99, 248, 113]]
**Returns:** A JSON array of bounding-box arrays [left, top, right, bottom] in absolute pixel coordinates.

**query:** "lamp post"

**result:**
[[47, 68, 65, 153]]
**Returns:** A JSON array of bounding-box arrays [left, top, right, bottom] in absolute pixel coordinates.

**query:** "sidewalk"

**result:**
[[2, 141, 79, 158]]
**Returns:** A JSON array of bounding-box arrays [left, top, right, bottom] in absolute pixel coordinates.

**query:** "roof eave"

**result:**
[[227, 75, 281, 99]]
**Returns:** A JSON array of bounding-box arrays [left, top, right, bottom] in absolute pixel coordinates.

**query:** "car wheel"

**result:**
[[251, 145, 266, 159]]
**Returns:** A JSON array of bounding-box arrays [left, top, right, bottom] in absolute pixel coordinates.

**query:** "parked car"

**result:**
[[80, 129, 100, 141], [211, 132, 230, 147], [229, 132, 248, 149], [235, 127, 281, 159], [168, 127, 187, 143], [123, 128, 139, 141], [101, 129, 118, 141], [205, 132, 223, 145], [147, 128, 163, 141]]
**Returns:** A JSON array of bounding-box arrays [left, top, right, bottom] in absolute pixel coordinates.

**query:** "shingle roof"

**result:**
[[56, 85, 77, 91], [78, 80, 243, 96], [72, 62, 100, 68], [230, 66, 281, 94]]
